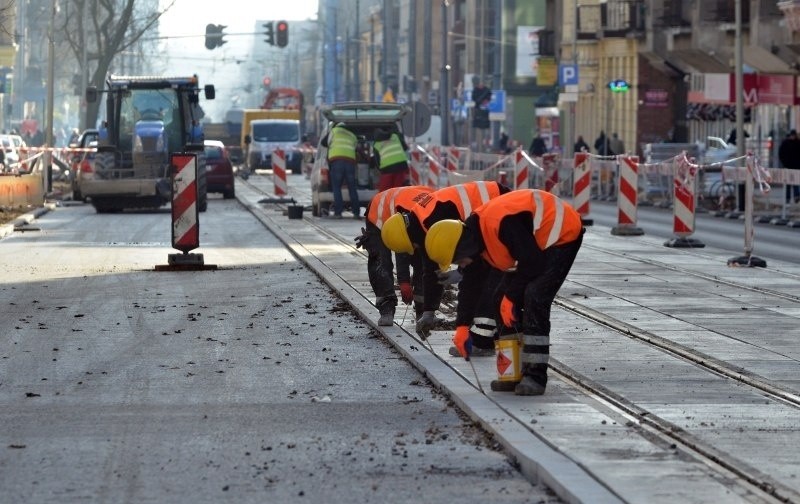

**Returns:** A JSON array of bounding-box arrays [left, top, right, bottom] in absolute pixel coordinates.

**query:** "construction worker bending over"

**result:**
[[424, 189, 584, 396], [372, 126, 410, 191], [355, 186, 432, 326], [380, 181, 511, 350], [321, 122, 360, 219]]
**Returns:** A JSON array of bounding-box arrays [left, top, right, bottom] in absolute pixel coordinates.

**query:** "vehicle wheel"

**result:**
[[312, 201, 320, 217], [223, 189, 235, 199], [72, 189, 82, 201], [199, 198, 208, 212]]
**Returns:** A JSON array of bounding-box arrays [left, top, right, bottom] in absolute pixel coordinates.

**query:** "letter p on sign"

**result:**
[[559, 64, 579, 86]]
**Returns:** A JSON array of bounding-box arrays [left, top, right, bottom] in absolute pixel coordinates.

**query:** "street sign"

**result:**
[[559, 64, 579, 86], [401, 101, 432, 137]]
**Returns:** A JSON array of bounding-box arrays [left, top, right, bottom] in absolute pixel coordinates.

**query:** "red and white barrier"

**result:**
[[542, 153, 559, 195], [514, 148, 529, 189], [447, 146, 462, 172], [409, 150, 423, 185], [612, 155, 644, 236], [427, 158, 441, 189], [272, 148, 288, 196], [170, 154, 199, 253], [665, 154, 704, 247], [572, 152, 593, 225]]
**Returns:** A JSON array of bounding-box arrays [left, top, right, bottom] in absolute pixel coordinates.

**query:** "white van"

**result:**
[[244, 119, 303, 174], [310, 102, 410, 217]]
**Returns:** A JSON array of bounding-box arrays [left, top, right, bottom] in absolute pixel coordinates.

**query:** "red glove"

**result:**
[[452, 326, 472, 360], [500, 295, 517, 328], [399, 282, 413, 304]]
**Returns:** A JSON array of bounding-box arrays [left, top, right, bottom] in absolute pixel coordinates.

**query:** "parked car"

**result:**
[[69, 129, 99, 202], [310, 102, 410, 217], [204, 140, 235, 199], [0, 134, 27, 172]]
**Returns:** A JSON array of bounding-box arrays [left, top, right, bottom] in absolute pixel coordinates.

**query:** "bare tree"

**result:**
[[60, 0, 176, 129]]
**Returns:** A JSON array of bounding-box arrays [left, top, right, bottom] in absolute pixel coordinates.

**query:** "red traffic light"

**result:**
[[276, 20, 288, 48]]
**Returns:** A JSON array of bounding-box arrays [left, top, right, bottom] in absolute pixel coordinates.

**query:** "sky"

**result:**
[[155, 0, 319, 121]]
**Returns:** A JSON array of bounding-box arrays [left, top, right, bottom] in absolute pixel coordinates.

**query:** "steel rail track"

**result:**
[[247, 181, 799, 503]]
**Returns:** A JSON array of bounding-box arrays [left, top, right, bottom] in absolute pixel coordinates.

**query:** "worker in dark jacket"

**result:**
[[355, 185, 431, 326], [424, 189, 584, 396], [381, 181, 511, 353], [373, 127, 410, 191]]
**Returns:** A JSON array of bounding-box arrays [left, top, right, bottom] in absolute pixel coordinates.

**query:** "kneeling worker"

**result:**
[[424, 189, 584, 396]]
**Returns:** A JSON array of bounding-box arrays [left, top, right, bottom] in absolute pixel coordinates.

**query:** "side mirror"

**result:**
[[244, 134, 251, 145], [204, 84, 215, 100]]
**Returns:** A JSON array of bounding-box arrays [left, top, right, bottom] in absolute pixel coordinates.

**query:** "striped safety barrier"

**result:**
[[170, 153, 200, 253], [612, 155, 644, 236], [665, 154, 704, 248], [572, 152, 593, 225], [272, 148, 288, 196], [542, 153, 559, 195], [409, 150, 423, 186], [514, 148, 529, 189]]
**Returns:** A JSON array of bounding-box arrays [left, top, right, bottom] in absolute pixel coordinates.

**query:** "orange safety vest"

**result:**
[[368, 185, 431, 228], [411, 181, 504, 231], [475, 189, 583, 271]]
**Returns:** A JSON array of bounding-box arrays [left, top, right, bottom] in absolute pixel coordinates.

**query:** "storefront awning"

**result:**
[[665, 49, 730, 75], [743, 45, 794, 74]]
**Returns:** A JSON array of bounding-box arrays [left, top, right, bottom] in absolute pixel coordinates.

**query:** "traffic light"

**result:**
[[205, 24, 227, 50], [264, 22, 275, 46], [275, 21, 288, 48]]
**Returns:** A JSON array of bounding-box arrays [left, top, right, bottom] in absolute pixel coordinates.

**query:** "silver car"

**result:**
[[310, 102, 410, 217]]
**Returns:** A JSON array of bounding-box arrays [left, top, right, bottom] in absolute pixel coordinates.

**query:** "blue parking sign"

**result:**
[[559, 64, 579, 86]]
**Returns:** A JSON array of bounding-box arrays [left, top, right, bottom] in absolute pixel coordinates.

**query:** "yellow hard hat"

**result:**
[[381, 212, 414, 254], [425, 220, 464, 271]]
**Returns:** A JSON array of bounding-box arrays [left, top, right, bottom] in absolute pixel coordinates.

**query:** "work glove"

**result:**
[[399, 282, 413, 304], [416, 311, 437, 340], [452, 325, 472, 360], [437, 268, 462, 286], [500, 295, 518, 328], [354, 227, 368, 249]]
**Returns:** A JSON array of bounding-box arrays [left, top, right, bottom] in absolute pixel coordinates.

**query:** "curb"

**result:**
[[0, 203, 56, 239]]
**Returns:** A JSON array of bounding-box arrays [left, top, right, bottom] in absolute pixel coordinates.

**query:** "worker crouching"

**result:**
[[355, 185, 431, 326], [425, 189, 585, 396]]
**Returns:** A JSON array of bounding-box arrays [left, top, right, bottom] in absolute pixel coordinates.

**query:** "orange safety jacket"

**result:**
[[411, 181, 505, 231], [367, 185, 431, 229], [474, 189, 583, 271]]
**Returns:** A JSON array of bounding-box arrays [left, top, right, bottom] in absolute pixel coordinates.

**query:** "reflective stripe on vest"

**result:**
[[477, 190, 582, 271], [412, 181, 502, 231], [375, 135, 406, 169], [328, 127, 357, 160], [368, 186, 431, 228]]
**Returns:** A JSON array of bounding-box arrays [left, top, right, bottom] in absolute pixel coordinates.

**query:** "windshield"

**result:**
[[252, 122, 299, 142]]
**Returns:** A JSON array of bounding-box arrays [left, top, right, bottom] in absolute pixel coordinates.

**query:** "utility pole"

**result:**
[[44, 0, 56, 194], [440, 2, 449, 146]]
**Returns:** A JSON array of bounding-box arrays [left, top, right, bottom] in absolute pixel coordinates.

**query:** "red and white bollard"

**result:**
[[572, 152, 593, 226], [514, 148, 529, 189], [542, 153, 560, 195], [156, 153, 215, 270], [272, 148, 288, 196], [612, 155, 644, 236], [665, 154, 704, 248], [409, 150, 423, 186]]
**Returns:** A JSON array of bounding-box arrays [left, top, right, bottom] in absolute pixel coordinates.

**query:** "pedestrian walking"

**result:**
[[354, 186, 431, 326], [528, 132, 547, 157], [778, 129, 800, 203], [574, 135, 589, 154], [372, 126, 410, 191], [424, 189, 584, 396], [609, 132, 625, 155], [321, 122, 360, 218], [381, 181, 512, 350], [594, 131, 610, 156]]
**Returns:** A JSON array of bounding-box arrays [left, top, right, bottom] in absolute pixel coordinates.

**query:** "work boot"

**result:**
[[448, 346, 494, 357], [514, 375, 547, 396], [490, 379, 519, 392], [378, 311, 394, 327]]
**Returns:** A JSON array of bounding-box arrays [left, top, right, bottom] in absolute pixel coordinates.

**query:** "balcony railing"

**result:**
[[577, 0, 645, 39]]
